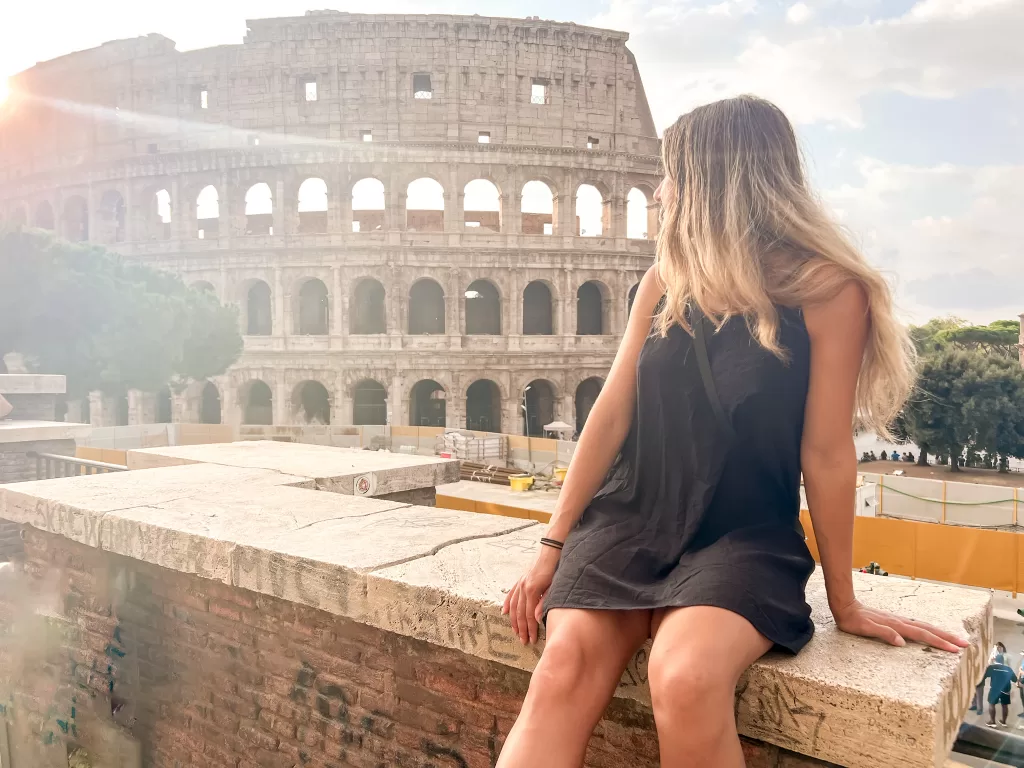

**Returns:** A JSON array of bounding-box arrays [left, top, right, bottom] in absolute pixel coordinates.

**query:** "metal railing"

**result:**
[[27, 451, 128, 480], [953, 722, 1024, 766]]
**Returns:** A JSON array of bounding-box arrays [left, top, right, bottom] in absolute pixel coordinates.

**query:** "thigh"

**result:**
[[544, 607, 651, 672], [650, 605, 773, 681]]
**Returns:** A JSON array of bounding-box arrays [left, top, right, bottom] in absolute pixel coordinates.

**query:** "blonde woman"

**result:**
[[498, 96, 967, 767]]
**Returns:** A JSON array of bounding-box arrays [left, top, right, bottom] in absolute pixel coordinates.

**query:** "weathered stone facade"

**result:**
[[0, 13, 660, 434]]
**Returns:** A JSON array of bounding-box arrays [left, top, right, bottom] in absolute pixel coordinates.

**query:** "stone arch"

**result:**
[[298, 177, 328, 233], [463, 179, 501, 232], [627, 187, 652, 240], [577, 280, 610, 335], [575, 377, 605, 434], [406, 177, 445, 232], [196, 185, 220, 238], [627, 282, 640, 317], [408, 278, 446, 335], [244, 182, 274, 235], [466, 379, 501, 432], [240, 380, 273, 425], [34, 200, 54, 230], [154, 188, 172, 239], [465, 279, 501, 335], [522, 379, 557, 437], [200, 381, 222, 424], [351, 178, 385, 233], [98, 190, 126, 243], [351, 278, 386, 334], [291, 380, 332, 425], [409, 379, 446, 427], [352, 379, 387, 425], [297, 278, 330, 335], [575, 184, 606, 237], [62, 195, 89, 242], [245, 279, 273, 336], [521, 180, 555, 235], [523, 280, 555, 336]]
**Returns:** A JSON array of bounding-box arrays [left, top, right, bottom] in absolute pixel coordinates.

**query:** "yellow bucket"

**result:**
[[553, 467, 568, 483], [510, 475, 534, 492]]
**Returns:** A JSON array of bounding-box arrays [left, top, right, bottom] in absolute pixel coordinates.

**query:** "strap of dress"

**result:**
[[692, 309, 736, 440]]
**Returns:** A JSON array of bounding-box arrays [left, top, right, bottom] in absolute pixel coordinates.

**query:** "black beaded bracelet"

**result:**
[[540, 537, 564, 551]]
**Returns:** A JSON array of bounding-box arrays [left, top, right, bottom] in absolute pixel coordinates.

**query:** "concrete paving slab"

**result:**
[[369, 529, 991, 768], [127, 440, 459, 496], [437, 480, 559, 520]]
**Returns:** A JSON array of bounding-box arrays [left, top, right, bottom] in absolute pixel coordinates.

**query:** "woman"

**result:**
[[499, 96, 967, 768]]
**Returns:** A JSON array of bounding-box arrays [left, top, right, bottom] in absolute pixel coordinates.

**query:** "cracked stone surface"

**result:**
[[0, 456, 992, 768], [127, 440, 459, 496]]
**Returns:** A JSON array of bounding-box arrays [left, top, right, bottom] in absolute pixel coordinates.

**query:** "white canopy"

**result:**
[[543, 420, 574, 433]]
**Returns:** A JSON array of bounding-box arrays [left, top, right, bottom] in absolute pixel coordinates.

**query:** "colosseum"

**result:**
[[0, 12, 660, 435]]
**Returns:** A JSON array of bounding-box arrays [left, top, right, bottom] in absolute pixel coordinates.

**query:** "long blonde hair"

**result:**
[[656, 95, 915, 436]]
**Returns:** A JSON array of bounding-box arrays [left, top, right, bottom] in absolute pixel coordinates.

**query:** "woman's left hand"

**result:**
[[832, 599, 969, 653]]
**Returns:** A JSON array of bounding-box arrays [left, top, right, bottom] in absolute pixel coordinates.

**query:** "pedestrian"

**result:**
[[1017, 652, 1024, 723], [973, 642, 1008, 713], [983, 653, 1017, 728], [498, 95, 966, 768]]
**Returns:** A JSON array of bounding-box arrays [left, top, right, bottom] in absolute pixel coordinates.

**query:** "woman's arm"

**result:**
[[502, 266, 664, 643], [802, 282, 965, 652]]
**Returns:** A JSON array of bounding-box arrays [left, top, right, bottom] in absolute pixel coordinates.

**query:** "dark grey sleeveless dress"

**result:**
[[543, 307, 817, 653]]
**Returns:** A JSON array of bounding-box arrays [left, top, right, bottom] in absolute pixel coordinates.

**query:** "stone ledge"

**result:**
[[126, 440, 460, 497], [0, 461, 991, 767], [0, 374, 66, 395], [0, 421, 91, 444]]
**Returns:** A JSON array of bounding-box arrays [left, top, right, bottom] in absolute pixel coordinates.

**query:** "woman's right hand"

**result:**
[[502, 544, 561, 645]]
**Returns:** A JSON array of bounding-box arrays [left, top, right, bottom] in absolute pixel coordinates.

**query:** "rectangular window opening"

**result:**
[[465, 221, 481, 228], [478, 131, 490, 144], [304, 80, 318, 102], [147, 143, 159, 154], [531, 79, 549, 105], [543, 222, 553, 235], [352, 221, 361, 233], [413, 73, 433, 99], [361, 130, 373, 142], [587, 136, 599, 150], [200, 89, 209, 109]]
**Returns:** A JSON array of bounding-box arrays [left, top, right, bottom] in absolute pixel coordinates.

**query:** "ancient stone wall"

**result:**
[[0, 13, 660, 433], [1, 526, 831, 768], [0, 438, 75, 484]]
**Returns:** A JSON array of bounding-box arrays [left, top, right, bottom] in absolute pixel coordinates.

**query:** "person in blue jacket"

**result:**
[[984, 653, 1018, 727]]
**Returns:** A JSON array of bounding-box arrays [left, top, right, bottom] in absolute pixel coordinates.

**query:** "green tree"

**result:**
[[0, 227, 242, 399], [908, 316, 967, 356], [937, 319, 1021, 359]]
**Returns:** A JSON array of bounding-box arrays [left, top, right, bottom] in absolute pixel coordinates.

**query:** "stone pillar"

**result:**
[[220, 383, 239, 429], [332, 267, 344, 338], [505, 400, 524, 436], [128, 390, 158, 426], [563, 269, 575, 337], [334, 172, 352, 234], [334, 391, 353, 426], [389, 373, 404, 427], [560, 393, 575, 432], [171, 392, 191, 423], [447, 268, 461, 348], [504, 166, 520, 235], [274, 179, 288, 236], [124, 184, 136, 244], [273, 267, 286, 337], [170, 178, 186, 240], [446, 389, 464, 430], [273, 372, 289, 426], [557, 191, 575, 236], [88, 391, 117, 427], [65, 399, 84, 424]]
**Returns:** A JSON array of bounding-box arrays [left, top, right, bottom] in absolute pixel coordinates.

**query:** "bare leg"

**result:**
[[496, 608, 650, 768], [1002, 702, 1009, 724], [648, 606, 773, 768], [989, 703, 997, 725]]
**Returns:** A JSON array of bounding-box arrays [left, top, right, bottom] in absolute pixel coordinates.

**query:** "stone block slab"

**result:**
[[369, 527, 991, 768], [0, 375, 66, 394], [0, 421, 91, 444]]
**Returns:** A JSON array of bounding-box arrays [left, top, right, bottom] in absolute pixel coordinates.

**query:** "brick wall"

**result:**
[[0, 527, 834, 768], [0, 438, 76, 485], [2, 392, 57, 421]]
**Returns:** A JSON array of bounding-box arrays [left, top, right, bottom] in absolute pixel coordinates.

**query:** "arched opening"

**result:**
[[627, 283, 640, 317], [627, 188, 652, 240], [575, 378, 604, 434], [196, 185, 219, 239], [406, 178, 445, 232], [297, 279, 329, 335], [156, 387, 173, 424], [192, 281, 215, 295], [351, 279, 386, 334], [115, 394, 130, 427], [99, 190, 126, 243], [408, 279, 445, 335], [353, 380, 387, 425], [463, 179, 500, 232], [241, 380, 273, 425], [246, 281, 273, 336], [575, 184, 605, 237], [521, 180, 554, 235], [522, 380, 555, 437], [34, 201, 54, 230], [577, 281, 607, 335], [523, 281, 554, 335], [245, 182, 274, 235], [292, 381, 331, 425], [298, 178, 328, 233], [352, 178, 385, 233], [465, 280, 501, 335], [63, 196, 89, 242], [410, 380, 446, 427], [466, 380, 501, 432], [200, 382, 222, 424], [155, 189, 172, 239]]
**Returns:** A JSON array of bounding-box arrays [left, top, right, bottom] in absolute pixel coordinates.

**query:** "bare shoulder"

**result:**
[[632, 265, 665, 316], [802, 280, 869, 343]]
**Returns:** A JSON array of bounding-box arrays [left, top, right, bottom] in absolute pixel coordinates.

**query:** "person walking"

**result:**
[[972, 642, 1008, 714], [498, 95, 966, 768], [983, 654, 1018, 727]]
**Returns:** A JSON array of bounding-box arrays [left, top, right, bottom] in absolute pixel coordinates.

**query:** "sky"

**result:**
[[2, 0, 1021, 324]]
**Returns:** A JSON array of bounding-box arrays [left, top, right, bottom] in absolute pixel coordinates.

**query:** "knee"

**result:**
[[526, 635, 595, 706], [648, 650, 734, 720]]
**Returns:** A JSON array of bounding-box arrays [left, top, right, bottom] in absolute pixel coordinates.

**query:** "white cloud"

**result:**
[[786, 3, 813, 24]]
